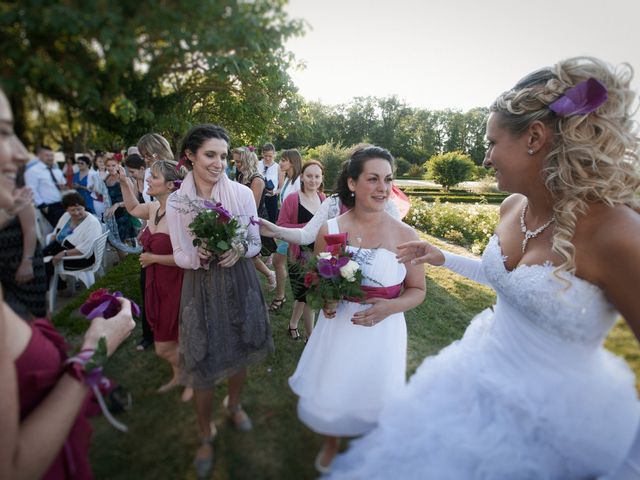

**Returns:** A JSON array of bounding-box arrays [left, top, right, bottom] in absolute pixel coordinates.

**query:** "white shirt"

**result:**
[[258, 160, 280, 196], [280, 176, 301, 202], [24, 161, 64, 206]]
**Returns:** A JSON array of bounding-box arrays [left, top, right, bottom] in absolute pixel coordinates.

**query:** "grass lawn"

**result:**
[[52, 234, 639, 480]]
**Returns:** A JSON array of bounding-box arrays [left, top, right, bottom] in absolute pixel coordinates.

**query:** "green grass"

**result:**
[[51, 235, 639, 480]]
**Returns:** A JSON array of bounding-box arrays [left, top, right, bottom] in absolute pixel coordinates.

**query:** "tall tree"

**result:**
[[0, 0, 304, 148]]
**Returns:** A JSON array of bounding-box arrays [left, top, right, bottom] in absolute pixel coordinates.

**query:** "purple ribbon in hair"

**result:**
[[549, 77, 608, 116]]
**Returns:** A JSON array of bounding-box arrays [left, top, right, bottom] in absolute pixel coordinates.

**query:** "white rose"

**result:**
[[318, 252, 332, 259], [340, 260, 359, 282]]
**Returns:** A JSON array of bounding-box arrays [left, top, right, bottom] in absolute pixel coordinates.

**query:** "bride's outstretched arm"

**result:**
[[260, 196, 336, 245], [396, 240, 490, 286]]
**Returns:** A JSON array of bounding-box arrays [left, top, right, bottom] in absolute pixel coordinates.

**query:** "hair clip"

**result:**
[[549, 77, 608, 116]]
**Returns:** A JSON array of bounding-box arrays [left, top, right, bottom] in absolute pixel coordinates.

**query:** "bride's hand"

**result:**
[[396, 240, 445, 266], [258, 218, 279, 238], [351, 298, 392, 327]]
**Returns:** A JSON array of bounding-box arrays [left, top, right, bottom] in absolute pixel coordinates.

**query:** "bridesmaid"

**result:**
[[117, 161, 193, 402], [71, 155, 95, 213]]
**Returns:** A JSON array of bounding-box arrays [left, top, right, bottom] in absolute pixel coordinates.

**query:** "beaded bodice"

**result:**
[[482, 235, 617, 346]]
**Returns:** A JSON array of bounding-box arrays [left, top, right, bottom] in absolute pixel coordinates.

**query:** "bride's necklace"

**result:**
[[154, 207, 166, 226], [519, 200, 555, 253]]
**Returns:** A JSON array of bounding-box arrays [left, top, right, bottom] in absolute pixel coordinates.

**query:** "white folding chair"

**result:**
[[48, 231, 109, 313]]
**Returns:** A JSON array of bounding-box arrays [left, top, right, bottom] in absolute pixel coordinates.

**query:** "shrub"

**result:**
[[424, 151, 475, 191], [306, 143, 349, 192], [395, 157, 412, 176], [405, 197, 499, 254], [406, 164, 425, 177]]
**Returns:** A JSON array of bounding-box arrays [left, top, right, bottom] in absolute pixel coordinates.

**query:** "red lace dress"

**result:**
[[15, 319, 94, 479]]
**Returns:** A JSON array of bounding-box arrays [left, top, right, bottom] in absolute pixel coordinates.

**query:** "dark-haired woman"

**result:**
[[288, 146, 426, 473], [167, 124, 273, 478], [72, 155, 96, 213], [42, 191, 102, 283]]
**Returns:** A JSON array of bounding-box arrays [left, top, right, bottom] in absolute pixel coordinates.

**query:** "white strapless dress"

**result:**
[[289, 218, 407, 437], [329, 234, 640, 479]]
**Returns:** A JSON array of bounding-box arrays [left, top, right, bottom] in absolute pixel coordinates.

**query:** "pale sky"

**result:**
[[284, 0, 640, 112]]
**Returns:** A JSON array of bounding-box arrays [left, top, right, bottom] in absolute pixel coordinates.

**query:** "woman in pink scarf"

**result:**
[[166, 124, 273, 478]]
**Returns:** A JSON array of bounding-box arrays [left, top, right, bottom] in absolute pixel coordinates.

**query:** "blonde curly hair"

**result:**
[[491, 56, 640, 274]]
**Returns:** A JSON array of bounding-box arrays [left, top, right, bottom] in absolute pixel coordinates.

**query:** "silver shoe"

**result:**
[[222, 395, 253, 432]]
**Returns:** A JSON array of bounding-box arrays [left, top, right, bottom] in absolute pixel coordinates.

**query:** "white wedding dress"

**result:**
[[329, 234, 640, 479]]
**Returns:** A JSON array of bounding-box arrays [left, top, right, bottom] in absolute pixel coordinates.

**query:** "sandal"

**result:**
[[193, 424, 217, 478], [222, 395, 253, 432], [269, 296, 286, 312], [287, 326, 301, 341]]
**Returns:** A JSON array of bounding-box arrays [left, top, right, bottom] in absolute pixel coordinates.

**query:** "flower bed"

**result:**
[[405, 198, 500, 254]]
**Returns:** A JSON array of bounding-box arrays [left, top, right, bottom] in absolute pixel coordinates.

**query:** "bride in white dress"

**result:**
[[288, 146, 426, 473], [328, 57, 640, 479]]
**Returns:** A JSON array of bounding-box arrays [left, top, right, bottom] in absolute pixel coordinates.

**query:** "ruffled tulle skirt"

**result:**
[[329, 308, 640, 479]]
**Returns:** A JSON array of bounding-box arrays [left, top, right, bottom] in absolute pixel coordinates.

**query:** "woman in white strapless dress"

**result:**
[[289, 146, 426, 473], [329, 57, 640, 479]]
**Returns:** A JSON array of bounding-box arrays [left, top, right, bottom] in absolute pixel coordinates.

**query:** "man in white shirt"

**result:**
[[258, 143, 280, 223], [24, 145, 66, 226]]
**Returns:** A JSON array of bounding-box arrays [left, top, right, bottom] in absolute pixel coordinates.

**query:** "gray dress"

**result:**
[[178, 257, 274, 389]]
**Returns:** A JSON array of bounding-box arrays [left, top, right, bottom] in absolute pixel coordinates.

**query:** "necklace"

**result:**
[[154, 207, 166, 226], [519, 200, 555, 253]]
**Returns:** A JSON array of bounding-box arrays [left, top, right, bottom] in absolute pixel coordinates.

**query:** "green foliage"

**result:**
[[306, 142, 349, 192], [406, 164, 425, 177], [1, 0, 304, 148], [189, 208, 240, 255], [405, 198, 499, 254], [394, 157, 412, 176], [425, 151, 475, 191]]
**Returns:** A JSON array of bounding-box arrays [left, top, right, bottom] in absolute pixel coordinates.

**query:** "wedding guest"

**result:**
[[289, 146, 426, 473], [270, 149, 302, 313], [0, 138, 47, 319], [42, 192, 102, 283], [134, 133, 175, 351], [62, 155, 78, 189], [0, 85, 135, 479], [276, 160, 326, 340], [24, 145, 65, 227], [235, 147, 277, 289], [329, 57, 640, 480], [72, 155, 96, 213], [258, 142, 280, 223], [167, 124, 273, 478], [104, 156, 140, 251], [117, 160, 192, 401]]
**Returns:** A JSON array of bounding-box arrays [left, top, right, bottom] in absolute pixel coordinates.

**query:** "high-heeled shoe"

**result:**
[[222, 395, 253, 432]]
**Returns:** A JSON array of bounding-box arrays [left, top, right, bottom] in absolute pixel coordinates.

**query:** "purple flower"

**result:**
[[80, 289, 140, 320], [317, 256, 350, 279], [173, 179, 182, 190], [203, 200, 233, 223]]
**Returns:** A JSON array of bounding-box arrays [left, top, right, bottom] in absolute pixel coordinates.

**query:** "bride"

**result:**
[[328, 57, 640, 479]]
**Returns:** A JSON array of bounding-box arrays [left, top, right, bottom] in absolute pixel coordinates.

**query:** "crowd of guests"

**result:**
[[2, 55, 640, 480]]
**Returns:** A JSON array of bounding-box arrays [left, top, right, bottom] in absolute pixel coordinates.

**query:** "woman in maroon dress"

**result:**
[[117, 160, 193, 401], [0, 86, 135, 479]]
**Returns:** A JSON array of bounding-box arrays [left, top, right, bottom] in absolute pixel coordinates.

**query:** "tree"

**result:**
[[0, 0, 304, 149], [425, 151, 475, 191], [306, 143, 349, 192]]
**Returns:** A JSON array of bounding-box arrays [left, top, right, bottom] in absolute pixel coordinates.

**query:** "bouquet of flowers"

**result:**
[[188, 200, 244, 257], [303, 233, 365, 311]]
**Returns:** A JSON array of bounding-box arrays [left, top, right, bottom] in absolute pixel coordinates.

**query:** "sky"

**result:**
[[284, 0, 640, 113]]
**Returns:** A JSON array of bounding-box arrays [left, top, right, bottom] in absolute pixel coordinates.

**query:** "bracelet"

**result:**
[[64, 341, 128, 432]]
